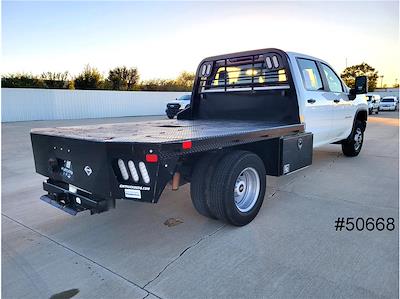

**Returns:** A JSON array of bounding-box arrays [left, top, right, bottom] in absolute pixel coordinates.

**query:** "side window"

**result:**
[[297, 58, 323, 91], [321, 63, 343, 92]]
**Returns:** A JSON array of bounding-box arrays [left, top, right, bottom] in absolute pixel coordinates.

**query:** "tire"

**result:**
[[342, 120, 364, 157], [375, 109, 379, 114], [368, 109, 372, 115], [167, 114, 174, 119], [190, 152, 223, 219], [208, 151, 266, 226]]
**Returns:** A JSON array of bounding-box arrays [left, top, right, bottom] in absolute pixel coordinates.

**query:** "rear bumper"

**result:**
[[41, 180, 115, 215], [379, 106, 396, 110], [31, 133, 180, 209]]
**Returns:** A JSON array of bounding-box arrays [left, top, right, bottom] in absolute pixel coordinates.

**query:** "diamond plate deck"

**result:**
[[31, 119, 304, 144]]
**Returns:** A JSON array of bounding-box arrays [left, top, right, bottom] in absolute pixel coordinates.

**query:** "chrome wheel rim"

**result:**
[[354, 128, 363, 151], [234, 167, 260, 212]]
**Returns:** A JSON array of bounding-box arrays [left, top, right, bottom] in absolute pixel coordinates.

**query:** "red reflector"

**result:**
[[145, 154, 158, 163], [182, 141, 192, 150]]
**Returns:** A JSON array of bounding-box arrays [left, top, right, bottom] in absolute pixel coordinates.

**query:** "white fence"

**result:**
[[1, 88, 190, 122]]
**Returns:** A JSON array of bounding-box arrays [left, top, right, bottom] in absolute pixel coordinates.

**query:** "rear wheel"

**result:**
[[342, 120, 364, 157], [208, 151, 266, 226], [190, 152, 223, 219]]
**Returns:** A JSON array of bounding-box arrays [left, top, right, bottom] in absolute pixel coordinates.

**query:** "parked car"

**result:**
[[366, 94, 380, 115], [31, 48, 368, 226], [379, 96, 398, 111], [165, 94, 191, 119]]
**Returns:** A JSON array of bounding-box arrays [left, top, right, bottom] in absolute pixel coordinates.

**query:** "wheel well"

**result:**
[[356, 110, 367, 122], [341, 110, 368, 142], [356, 110, 367, 131]]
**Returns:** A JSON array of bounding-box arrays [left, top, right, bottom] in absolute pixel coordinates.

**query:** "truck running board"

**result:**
[[41, 180, 115, 215]]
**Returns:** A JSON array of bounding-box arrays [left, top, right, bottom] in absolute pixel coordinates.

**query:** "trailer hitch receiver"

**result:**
[[41, 180, 115, 215]]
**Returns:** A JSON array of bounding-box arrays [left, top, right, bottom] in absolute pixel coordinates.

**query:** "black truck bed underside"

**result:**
[[31, 119, 304, 144]]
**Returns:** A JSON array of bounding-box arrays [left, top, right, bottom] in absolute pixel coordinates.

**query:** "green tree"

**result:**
[[1, 73, 45, 88], [107, 66, 139, 90], [174, 71, 195, 90], [139, 78, 175, 91], [74, 65, 103, 90], [340, 63, 379, 91], [40, 71, 69, 89]]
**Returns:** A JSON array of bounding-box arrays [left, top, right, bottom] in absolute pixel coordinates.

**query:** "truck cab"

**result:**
[[287, 52, 367, 147]]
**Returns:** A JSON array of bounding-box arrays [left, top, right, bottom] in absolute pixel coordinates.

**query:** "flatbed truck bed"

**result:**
[[31, 119, 304, 146], [30, 48, 329, 226]]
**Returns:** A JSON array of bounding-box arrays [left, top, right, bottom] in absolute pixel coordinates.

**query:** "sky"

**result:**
[[2, 1, 399, 86]]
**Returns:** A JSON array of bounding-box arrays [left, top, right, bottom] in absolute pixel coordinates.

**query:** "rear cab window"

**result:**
[[297, 58, 323, 91], [198, 53, 289, 93], [210, 64, 287, 88]]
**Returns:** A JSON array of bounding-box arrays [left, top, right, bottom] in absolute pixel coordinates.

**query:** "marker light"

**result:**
[[145, 154, 158, 163], [182, 141, 192, 150], [272, 56, 279, 68], [206, 64, 212, 75], [117, 159, 129, 180], [128, 160, 139, 182], [139, 162, 150, 184], [201, 65, 207, 76], [266, 57, 273, 69]]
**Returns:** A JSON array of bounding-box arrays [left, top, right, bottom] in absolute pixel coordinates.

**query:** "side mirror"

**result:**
[[349, 88, 357, 100], [355, 76, 368, 94], [348, 76, 368, 100]]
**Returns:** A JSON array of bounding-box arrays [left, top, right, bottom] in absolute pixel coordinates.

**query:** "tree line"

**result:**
[[2, 62, 397, 92], [1, 65, 195, 92]]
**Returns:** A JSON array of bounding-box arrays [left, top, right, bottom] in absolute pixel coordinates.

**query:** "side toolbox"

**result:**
[[280, 132, 313, 175]]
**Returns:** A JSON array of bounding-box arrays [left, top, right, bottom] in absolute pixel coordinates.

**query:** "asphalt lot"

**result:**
[[2, 113, 399, 299]]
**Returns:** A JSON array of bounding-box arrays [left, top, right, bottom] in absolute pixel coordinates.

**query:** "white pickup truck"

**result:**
[[31, 48, 368, 226], [287, 52, 368, 149]]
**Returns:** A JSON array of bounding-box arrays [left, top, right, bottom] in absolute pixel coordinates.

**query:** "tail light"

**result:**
[[116, 159, 151, 184], [145, 154, 158, 163], [138, 162, 150, 184], [128, 160, 139, 182], [117, 159, 129, 180]]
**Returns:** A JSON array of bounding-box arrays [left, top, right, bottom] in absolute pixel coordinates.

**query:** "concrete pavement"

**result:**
[[2, 113, 398, 298]]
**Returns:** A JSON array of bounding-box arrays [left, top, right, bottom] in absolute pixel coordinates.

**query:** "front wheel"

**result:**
[[208, 151, 266, 226], [342, 120, 364, 157]]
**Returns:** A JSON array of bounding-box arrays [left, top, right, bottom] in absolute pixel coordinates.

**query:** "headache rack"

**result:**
[[178, 48, 299, 123], [197, 51, 291, 93]]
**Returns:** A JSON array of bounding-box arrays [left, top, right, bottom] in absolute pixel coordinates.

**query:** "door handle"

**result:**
[[333, 99, 340, 103], [307, 99, 316, 104]]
